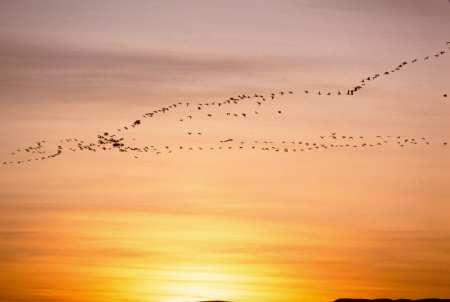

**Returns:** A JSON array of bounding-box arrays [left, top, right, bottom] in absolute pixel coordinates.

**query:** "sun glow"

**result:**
[[141, 264, 247, 302]]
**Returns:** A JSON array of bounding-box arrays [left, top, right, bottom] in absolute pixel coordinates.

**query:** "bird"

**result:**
[[4, 42, 450, 167]]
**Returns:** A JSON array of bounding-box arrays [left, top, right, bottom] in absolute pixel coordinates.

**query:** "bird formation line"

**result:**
[[2, 42, 449, 166], [106, 41, 450, 135], [344, 42, 450, 96], [2, 131, 448, 165]]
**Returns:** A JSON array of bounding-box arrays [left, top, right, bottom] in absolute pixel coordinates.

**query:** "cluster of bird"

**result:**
[[138, 133, 447, 156], [344, 42, 450, 96], [2, 90, 294, 165], [3, 125, 448, 166], [2, 42, 449, 166]]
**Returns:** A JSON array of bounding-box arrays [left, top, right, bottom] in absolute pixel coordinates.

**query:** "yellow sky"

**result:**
[[1, 1, 450, 302]]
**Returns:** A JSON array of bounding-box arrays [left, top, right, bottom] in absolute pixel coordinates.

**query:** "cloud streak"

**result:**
[[0, 39, 301, 100]]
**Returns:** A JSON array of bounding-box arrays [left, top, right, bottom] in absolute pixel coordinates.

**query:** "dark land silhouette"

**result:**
[[335, 299, 450, 302], [194, 299, 450, 302]]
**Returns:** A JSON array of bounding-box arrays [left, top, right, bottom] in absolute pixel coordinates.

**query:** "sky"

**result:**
[[0, 1, 450, 301]]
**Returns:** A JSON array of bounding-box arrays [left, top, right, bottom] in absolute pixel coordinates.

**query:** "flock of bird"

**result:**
[[345, 42, 450, 96], [2, 42, 449, 166]]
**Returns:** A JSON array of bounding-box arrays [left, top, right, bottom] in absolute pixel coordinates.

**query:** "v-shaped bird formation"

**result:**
[[2, 42, 449, 166]]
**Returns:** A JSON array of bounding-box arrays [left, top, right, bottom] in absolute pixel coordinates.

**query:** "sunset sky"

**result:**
[[1, 1, 450, 302]]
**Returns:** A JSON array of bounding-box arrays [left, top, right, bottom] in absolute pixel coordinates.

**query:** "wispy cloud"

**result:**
[[0, 39, 299, 100]]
